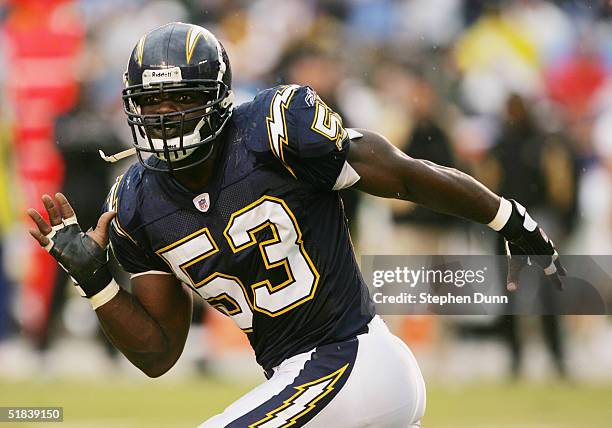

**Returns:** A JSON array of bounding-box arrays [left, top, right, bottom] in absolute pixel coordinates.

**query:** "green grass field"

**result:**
[[1, 377, 611, 427]]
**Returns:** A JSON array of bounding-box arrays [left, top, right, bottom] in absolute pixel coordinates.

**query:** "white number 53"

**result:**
[[157, 196, 320, 332]]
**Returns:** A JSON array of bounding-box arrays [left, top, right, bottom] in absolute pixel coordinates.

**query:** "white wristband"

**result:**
[[488, 197, 513, 231], [89, 279, 120, 310]]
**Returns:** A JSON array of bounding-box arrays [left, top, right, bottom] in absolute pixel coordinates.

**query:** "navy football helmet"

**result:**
[[122, 22, 234, 172]]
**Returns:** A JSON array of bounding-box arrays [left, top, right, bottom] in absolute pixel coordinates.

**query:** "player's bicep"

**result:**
[[348, 128, 415, 198], [131, 273, 192, 355]]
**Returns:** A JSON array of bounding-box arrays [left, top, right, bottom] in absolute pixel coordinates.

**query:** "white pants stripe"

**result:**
[[198, 351, 315, 428]]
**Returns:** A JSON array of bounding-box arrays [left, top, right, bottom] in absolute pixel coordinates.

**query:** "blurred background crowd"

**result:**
[[0, 0, 612, 387]]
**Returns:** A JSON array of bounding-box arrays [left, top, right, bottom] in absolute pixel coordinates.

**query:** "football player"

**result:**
[[27, 23, 565, 427]]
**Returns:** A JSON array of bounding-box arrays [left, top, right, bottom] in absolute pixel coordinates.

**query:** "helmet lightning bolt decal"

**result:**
[[186, 26, 206, 64], [266, 85, 300, 178], [250, 363, 349, 428], [136, 34, 147, 66]]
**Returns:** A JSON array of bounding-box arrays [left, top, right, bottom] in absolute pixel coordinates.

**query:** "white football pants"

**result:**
[[199, 316, 426, 427]]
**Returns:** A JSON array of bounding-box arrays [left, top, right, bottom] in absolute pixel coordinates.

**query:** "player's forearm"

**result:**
[[95, 290, 177, 377], [400, 158, 500, 224]]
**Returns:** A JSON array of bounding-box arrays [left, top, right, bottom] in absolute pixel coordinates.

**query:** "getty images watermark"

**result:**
[[371, 264, 498, 305], [361, 255, 612, 315]]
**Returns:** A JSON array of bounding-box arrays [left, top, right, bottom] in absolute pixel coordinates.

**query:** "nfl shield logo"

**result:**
[[193, 193, 210, 212]]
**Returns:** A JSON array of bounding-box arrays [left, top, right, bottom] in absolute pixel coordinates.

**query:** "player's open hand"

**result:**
[[500, 200, 567, 292], [27, 193, 116, 296], [28, 193, 115, 250], [505, 238, 567, 292]]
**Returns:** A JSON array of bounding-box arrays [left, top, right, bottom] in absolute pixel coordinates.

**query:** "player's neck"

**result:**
[[172, 143, 221, 192]]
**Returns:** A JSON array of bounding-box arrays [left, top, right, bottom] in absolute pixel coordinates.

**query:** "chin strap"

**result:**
[[99, 148, 137, 163]]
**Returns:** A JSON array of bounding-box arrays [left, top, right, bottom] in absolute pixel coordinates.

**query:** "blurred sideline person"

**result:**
[[484, 93, 578, 377], [392, 74, 463, 254], [27, 23, 565, 427]]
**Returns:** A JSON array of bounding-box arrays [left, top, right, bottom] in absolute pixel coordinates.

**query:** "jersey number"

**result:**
[[311, 97, 346, 150], [157, 196, 320, 331]]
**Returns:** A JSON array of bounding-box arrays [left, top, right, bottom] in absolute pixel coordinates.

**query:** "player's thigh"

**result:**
[[198, 373, 298, 428], [198, 341, 358, 428], [309, 316, 426, 427]]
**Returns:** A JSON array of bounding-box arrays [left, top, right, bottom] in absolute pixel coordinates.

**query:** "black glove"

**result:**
[[46, 217, 113, 298], [493, 198, 567, 290], [28, 193, 119, 309]]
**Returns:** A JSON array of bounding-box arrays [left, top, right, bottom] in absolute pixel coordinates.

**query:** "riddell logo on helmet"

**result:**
[[142, 67, 183, 88], [151, 70, 174, 78]]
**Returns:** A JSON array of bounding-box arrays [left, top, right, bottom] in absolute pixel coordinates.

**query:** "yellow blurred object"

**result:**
[[0, 121, 16, 236], [455, 14, 539, 72]]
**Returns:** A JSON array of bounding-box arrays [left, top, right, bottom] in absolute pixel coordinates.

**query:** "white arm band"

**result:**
[[332, 128, 363, 191], [130, 270, 174, 279], [89, 279, 120, 310], [487, 197, 513, 231]]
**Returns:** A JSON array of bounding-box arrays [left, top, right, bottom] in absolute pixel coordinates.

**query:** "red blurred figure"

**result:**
[[2, 0, 83, 345]]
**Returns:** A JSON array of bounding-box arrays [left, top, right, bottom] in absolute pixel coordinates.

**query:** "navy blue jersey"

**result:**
[[105, 85, 375, 371]]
